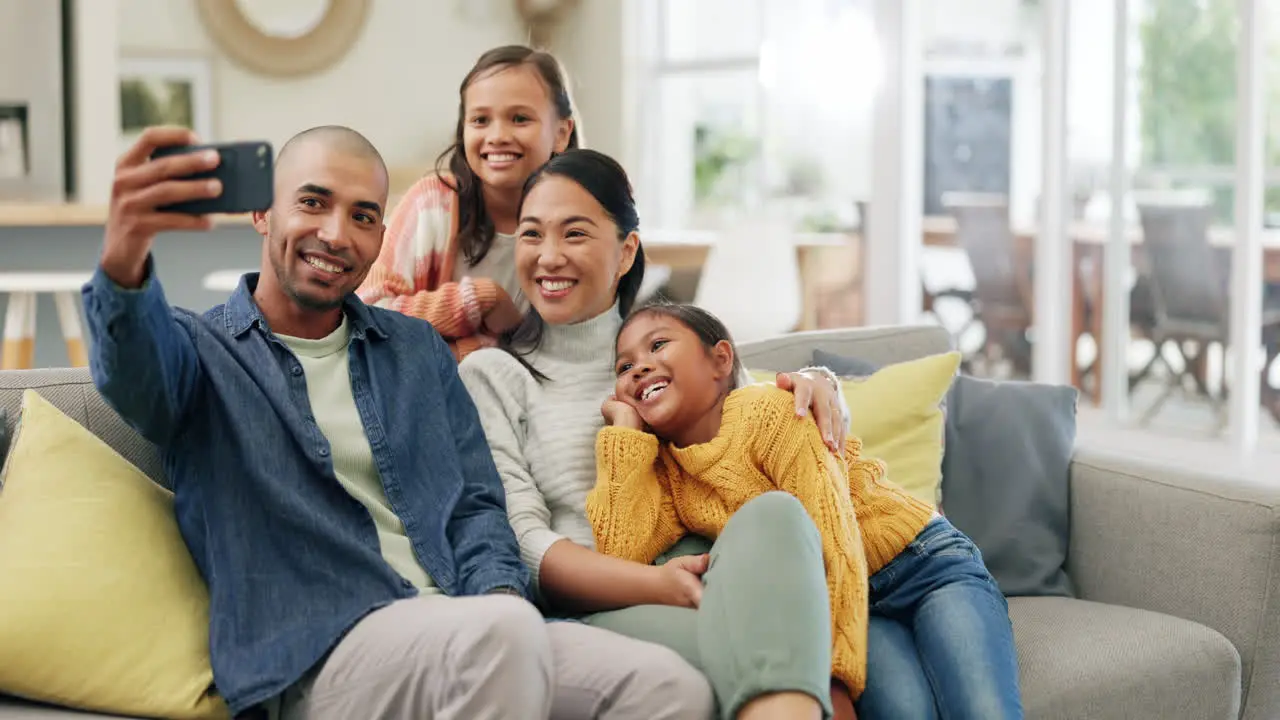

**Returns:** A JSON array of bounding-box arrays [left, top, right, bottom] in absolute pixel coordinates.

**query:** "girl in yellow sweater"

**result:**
[[588, 303, 1024, 720]]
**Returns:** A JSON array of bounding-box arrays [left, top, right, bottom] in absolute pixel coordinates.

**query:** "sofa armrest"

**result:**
[[1066, 447, 1280, 719]]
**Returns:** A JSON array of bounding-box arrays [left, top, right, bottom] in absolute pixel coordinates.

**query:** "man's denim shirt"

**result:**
[[81, 260, 529, 715]]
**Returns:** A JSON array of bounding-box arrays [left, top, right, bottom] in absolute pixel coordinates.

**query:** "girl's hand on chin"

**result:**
[[601, 394, 647, 431]]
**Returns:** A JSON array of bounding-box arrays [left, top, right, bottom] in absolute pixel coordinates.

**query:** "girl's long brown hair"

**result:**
[[437, 45, 580, 267]]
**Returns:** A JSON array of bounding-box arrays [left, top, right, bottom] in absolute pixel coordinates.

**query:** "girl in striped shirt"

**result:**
[[358, 45, 580, 361]]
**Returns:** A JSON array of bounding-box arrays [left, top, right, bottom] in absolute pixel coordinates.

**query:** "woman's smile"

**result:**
[[536, 276, 578, 299]]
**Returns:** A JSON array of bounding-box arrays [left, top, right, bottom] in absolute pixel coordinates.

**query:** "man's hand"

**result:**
[[775, 370, 847, 453], [101, 126, 223, 288], [650, 553, 709, 608], [601, 395, 647, 432]]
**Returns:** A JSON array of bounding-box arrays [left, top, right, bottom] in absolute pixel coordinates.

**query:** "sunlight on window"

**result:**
[[759, 3, 881, 231], [758, 6, 881, 106]]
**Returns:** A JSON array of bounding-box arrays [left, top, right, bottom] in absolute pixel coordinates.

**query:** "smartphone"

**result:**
[[151, 141, 274, 215]]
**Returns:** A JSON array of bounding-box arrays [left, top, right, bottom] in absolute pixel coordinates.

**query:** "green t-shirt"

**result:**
[[278, 316, 438, 593]]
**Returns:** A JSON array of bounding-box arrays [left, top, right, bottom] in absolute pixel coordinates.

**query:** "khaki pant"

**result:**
[[278, 594, 713, 720]]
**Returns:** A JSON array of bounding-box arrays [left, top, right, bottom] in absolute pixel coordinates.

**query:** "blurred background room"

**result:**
[[2, 0, 1278, 468]]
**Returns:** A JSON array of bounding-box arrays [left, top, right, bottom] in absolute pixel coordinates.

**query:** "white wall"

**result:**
[[548, 0, 625, 163], [115, 0, 526, 175]]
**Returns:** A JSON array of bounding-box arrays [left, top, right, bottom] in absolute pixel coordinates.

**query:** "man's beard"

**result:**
[[268, 241, 348, 312], [284, 281, 345, 311]]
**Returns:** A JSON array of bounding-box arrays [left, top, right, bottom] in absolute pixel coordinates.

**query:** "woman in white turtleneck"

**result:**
[[458, 149, 857, 720]]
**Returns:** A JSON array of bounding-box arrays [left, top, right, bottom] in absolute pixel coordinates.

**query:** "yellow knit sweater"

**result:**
[[586, 383, 936, 697]]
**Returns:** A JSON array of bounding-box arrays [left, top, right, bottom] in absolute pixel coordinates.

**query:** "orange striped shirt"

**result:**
[[357, 173, 518, 362]]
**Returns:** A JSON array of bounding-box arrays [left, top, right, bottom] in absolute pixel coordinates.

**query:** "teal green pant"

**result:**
[[584, 492, 834, 719]]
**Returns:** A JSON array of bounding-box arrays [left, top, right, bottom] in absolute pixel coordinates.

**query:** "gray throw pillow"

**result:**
[[812, 348, 1078, 598], [814, 349, 879, 378]]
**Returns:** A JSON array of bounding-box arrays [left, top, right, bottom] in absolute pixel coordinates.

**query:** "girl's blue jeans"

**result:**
[[855, 516, 1024, 720]]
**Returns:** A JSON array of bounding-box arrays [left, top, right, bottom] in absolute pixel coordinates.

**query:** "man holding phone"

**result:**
[[75, 124, 568, 720], [84, 126, 550, 717]]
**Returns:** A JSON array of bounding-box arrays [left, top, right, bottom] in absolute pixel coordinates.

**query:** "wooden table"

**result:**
[[641, 229, 853, 331], [641, 229, 848, 269], [921, 215, 1280, 403]]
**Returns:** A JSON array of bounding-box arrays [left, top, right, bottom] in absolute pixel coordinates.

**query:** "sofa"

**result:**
[[1, 324, 1278, 719]]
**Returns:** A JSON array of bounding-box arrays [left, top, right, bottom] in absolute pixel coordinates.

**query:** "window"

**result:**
[[631, 0, 880, 233]]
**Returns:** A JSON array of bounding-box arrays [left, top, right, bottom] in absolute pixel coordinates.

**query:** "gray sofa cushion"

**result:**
[[1068, 450, 1280, 720], [813, 349, 880, 377], [0, 408, 9, 470], [0, 369, 163, 487], [742, 326, 953, 374], [813, 349, 1076, 597], [1010, 596, 1241, 720]]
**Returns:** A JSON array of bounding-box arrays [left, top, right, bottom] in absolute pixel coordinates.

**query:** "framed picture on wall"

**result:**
[[117, 55, 214, 154]]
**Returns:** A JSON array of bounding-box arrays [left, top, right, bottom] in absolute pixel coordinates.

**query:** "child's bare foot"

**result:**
[[831, 678, 857, 720]]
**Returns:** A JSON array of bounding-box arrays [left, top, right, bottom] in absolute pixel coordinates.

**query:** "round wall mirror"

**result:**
[[233, 0, 331, 39], [196, 0, 371, 78]]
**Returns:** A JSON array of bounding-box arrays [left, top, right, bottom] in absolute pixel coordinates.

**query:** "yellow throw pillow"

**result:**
[[0, 390, 228, 719], [750, 351, 961, 506]]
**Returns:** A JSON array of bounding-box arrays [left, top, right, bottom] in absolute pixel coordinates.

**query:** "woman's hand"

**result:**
[[649, 554, 709, 608], [601, 394, 647, 431], [775, 370, 848, 452]]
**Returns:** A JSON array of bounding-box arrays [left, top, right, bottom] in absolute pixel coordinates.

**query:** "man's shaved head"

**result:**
[[251, 124, 390, 335], [276, 125, 388, 183]]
